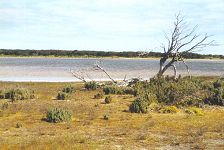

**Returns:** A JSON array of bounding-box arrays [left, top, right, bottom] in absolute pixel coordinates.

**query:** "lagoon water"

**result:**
[[0, 57, 223, 82]]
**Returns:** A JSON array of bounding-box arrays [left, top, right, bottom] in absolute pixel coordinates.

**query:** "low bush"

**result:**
[[94, 91, 104, 99], [159, 106, 178, 113], [16, 123, 22, 128], [213, 79, 224, 88], [62, 85, 75, 93], [103, 86, 134, 95], [132, 76, 207, 106], [46, 107, 72, 123], [103, 114, 109, 120], [129, 92, 157, 113], [85, 82, 98, 90], [185, 107, 204, 116], [57, 91, 69, 100], [204, 88, 224, 106], [105, 96, 112, 104], [2, 88, 35, 101], [103, 86, 122, 95], [123, 87, 135, 95]]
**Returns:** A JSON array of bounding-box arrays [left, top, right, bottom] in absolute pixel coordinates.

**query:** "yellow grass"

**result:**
[[0, 82, 223, 149]]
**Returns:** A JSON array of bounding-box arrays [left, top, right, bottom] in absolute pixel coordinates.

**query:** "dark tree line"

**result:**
[[0, 49, 223, 59]]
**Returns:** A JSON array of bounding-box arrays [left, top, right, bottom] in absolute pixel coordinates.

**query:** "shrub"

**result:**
[[85, 82, 98, 90], [204, 87, 224, 106], [103, 86, 122, 95], [105, 96, 112, 104], [16, 123, 22, 128], [213, 79, 224, 88], [62, 85, 75, 93], [129, 98, 148, 113], [123, 87, 135, 95], [129, 92, 157, 113], [94, 91, 104, 99], [46, 107, 72, 123], [4, 88, 35, 101], [159, 106, 178, 113], [57, 91, 69, 100], [132, 77, 206, 106], [185, 107, 204, 116], [103, 114, 109, 120], [103, 86, 134, 95]]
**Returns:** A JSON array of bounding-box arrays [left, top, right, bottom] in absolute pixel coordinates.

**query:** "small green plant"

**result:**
[[103, 114, 109, 120], [57, 91, 69, 100], [213, 79, 224, 88], [204, 88, 224, 106], [129, 98, 149, 113], [105, 96, 112, 104], [46, 107, 72, 123], [62, 85, 75, 93], [103, 86, 121, 95], [94, 91, 104, 99], [103, 86, 135, 95], [3, 88, 35, 101], [16, 123, 22, 128], [185, 107, 204, 116], [85, 82, 98, 90], [159, 106, 178, 113]]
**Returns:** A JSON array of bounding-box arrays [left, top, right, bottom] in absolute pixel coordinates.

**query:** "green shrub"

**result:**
[[105, 96, 112, 104], [159, 106, 178, 113], [185, 107, 204, 116], [123, 87, 135, 95], [103, 86, 134, 95], [57, 91, 69, 100], [46, 107, 72, 123], [3, 88, 35, 101], [204, 87, 224, 106], [213, 79, 224, 88], [129, 98, 148, 114], [94, 91, 104, 99], [85, 82, 98, 90], [103, 86, 122, 95], [16, 123, 22, 128], [129, 92, 157, 113], [62, 85, 75, 93], [132, 77, 206, 106], [103, 114, 109, 120]]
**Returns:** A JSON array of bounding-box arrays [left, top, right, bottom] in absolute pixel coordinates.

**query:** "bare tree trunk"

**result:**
[[156, 13, 214, 78]]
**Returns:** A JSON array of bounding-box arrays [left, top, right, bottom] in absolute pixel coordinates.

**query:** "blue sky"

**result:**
[[0, 0, 223, 54]]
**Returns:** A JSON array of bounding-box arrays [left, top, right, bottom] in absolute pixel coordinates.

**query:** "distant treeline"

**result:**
[[0, 49, 223, 59]]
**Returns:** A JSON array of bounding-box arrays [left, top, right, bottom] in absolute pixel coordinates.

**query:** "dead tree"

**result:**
[[157, 14, 214, 78], [70, 69, 87, 82], [93, 60, 117, 84]]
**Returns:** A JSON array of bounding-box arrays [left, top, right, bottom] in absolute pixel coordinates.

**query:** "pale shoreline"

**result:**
[[0, 55, 224, 61]]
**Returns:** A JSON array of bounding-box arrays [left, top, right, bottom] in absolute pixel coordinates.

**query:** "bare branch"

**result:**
[[157, 13, 214, 78], [70, 69, 87, 82], [94, 61, 117, 84], [170, 64, 177, 78]]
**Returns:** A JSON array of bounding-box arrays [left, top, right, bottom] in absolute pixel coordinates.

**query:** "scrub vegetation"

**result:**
[[0, 76, 223, 149]]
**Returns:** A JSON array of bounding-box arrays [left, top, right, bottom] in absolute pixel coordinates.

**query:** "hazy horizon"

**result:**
[[0, 0, 223, 55]]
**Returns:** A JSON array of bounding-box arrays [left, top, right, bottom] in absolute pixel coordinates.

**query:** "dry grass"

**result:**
[[0, 81, 223, 149]]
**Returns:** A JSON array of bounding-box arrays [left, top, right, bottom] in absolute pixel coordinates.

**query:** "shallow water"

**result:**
[[0, 57, 223, 82]]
